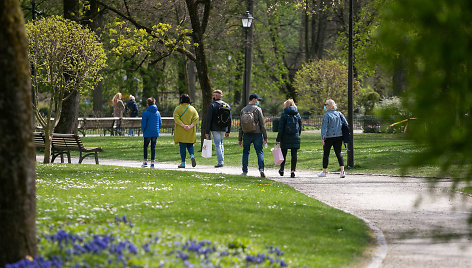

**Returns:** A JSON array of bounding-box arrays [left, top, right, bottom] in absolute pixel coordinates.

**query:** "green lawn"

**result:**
[[35, 164, 372, 267], [78, 132, 440, 177]]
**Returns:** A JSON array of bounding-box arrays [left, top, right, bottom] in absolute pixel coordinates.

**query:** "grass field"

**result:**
[[32, 164, 372, 267], [77, 132, 441, 177]]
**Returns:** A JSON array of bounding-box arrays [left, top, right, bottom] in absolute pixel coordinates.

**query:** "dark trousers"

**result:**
[[323, 136, 344, 168], [280, 148, 298, 171], [143, 137, 157, 161]]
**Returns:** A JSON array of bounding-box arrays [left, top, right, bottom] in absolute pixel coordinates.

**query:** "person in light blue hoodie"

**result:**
[[318, 99, 347, 178], [141, 97, 162, 168]]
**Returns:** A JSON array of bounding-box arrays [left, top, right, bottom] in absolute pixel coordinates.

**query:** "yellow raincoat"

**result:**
[[173, 103, 199, 144]]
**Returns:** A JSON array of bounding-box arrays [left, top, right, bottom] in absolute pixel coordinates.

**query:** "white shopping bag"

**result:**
[[201, 139, 212, 158]]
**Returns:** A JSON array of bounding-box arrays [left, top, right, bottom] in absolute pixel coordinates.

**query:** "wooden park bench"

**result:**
[[161, 117, 175, 134], [119, 117, 142, 136], [120, 117, 175, 135], [79, 117, 118, 136], [34, 132, 103, 164]]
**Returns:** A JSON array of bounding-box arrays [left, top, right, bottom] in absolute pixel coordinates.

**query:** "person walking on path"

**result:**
[[173, 94, 199, 168], [126, 95, 139, 136], [205, 90, 232, 168], [141, 97, 161, 168], [112, 92, 125, 136], [238, 93, 268, 177], [318, 99, 347, 178], [275, 99, 302, 178]]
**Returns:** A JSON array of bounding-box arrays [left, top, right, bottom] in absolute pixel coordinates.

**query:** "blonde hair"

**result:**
[[129, 95, 135, 101], [283, 99, 297, 109], [325, 99, 337, 110], [112, 93, 122, 105]]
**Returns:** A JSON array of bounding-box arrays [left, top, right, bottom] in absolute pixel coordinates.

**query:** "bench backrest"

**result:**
[[161, 117, 175, 129], [120, 118, 141, 128], [51, 133, 83, 151], [82, 118, 117, 129], [34, 132, 46, 149]]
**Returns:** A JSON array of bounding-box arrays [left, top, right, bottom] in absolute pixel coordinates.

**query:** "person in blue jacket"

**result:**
[[318, 99, 347, 178], [141, 97, 162, 168], [275, 99, 302, 178]]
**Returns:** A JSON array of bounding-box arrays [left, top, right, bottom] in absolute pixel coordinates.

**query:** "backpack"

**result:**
[[240, 106, 258, 133], [285, 114, 299, 134], [215, 100, 231, 128]]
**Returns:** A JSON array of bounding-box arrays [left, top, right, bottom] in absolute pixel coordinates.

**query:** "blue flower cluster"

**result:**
[[6, 216, 290, 267]]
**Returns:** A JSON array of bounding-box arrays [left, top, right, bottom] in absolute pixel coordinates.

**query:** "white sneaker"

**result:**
[[241, 172, 247, 176], [317, 171, 327, 177], [340, 171, 345, 178], [141, 163, 148, 168]]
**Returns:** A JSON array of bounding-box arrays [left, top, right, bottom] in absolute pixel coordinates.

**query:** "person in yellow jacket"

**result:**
[[173, 94, 199, 168]]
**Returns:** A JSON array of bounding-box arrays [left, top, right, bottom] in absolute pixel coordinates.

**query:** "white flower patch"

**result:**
[[137, 186, 173, 191]]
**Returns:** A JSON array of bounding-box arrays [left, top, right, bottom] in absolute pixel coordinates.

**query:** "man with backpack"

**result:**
[[238, 93, 268, 177], [205, 90, 232, 168]]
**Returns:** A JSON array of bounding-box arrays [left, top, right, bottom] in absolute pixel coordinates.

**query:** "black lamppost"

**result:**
[[242, 11, 254, 107], [347, 0, 354, 167]]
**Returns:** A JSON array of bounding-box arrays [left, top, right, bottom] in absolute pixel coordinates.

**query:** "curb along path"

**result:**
[[37, 156, 472, 267]]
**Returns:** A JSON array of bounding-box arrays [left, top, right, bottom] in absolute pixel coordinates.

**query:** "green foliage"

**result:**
[[27, 16, 107, 97], [332, 0, 386, 83], [374, 0, 472, 180], [358, 88, 381, 115], [293, 59, 361, 115], [373, 97, 412, 123]]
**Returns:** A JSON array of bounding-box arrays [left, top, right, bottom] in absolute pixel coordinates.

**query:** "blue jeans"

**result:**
[[179, 142, 195, 163], [143, 137, 157, 161], [242, 133, 264, 173], [212, 131, 225, 165]]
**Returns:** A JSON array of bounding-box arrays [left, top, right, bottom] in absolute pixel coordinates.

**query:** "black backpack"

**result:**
[[215, 100, 231, 128], [285, 114, 299, 134]]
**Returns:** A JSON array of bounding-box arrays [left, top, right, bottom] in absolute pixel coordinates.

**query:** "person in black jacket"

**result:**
[[205, 90, 232, 168], [275, 99, 302, 178], [126, 95, 139, 136]]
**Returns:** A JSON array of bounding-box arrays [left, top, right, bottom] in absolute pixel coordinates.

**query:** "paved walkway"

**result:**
[[37, 156, 472, 267]]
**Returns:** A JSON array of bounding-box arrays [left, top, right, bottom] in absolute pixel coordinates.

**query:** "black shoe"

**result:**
[[191, 157, 196, 167], [260, 171, 265, 178], [215, 163, 224, 168], [291, 172, 295, 178], [278, 170, 284, 176]]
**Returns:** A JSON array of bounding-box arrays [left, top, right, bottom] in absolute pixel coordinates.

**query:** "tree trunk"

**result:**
[[185, 0, 213, 148], [56, 0, 81, 133], [86, 0, 105, 117], [0, 0, 38, 265], [187, 52, 197, 102], [55, 90, 80, 133]]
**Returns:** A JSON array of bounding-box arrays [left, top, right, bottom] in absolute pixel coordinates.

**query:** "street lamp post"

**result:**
[[347, 0, 354, 168], [242, 11, 254, 107]]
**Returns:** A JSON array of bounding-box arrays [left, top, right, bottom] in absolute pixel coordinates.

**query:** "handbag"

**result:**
[[338, 112, 350, 144], [201, 139, 212, 158], [271, 145, 284, 165]]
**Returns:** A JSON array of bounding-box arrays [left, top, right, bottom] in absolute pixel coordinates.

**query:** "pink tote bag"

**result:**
[[271, 145, 284, 165]]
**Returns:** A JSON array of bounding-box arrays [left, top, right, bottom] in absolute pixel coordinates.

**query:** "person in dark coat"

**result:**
[[275, 99, 302, 178], [126, 95, 139, 136], [205, 89, 232, 168], [141, 97, 162, 168]]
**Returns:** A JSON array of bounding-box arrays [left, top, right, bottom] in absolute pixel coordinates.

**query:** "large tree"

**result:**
[[27, 16, 107, 163], [0, 0, 37, 265]]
